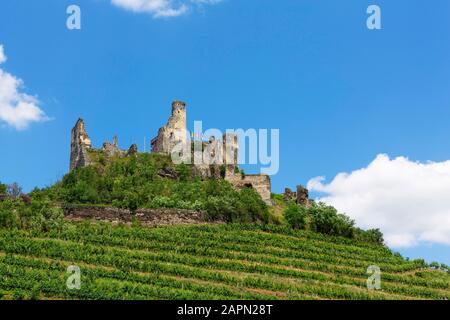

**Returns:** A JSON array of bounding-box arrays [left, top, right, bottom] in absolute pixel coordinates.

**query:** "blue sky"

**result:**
[[0, 0, 449, 264]]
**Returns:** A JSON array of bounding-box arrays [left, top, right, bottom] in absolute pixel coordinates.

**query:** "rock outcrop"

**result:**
[[296, 185, 309, 206]]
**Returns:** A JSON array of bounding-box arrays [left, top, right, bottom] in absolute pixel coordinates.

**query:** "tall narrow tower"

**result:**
[[151, 101, 187, 154], [70, 118, 92, 171]]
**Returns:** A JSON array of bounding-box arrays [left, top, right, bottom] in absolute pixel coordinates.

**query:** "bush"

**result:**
[[29, 154, 272, 225], [309, 203, 355, 238], [430, 261, 441, 269], [219, 165, 226, 179], [236, 187, 269, 223], [354, 227, 385, 245], [0, 197, 65, 232], [0, 182, 7, 194], [284, 204, 307, 230], [0, 198, 21, 228]]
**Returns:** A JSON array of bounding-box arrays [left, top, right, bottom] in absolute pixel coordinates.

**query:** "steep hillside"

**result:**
[[1, 223, 449, 300]]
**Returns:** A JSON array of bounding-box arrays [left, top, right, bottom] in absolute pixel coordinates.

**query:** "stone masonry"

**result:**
[[282, 185, 310, 206], [151, 101, 187, 154], [70, 100, 273, 205], [70, 118, 93, 171], [70, 121, 136, 171], [150, 101, 272, 204]]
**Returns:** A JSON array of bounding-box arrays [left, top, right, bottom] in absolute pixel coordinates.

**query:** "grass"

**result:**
[[0, 222, 449, 300]]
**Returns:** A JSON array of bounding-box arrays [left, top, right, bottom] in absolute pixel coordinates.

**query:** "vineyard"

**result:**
[[0, 222, 449, 300]]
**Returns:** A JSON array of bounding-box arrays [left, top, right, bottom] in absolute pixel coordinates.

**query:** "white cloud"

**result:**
[[0, 45, 6, 64], [0, 45, 48, 130], [308, 154, 450, 248], [111, 0, 222, 18]]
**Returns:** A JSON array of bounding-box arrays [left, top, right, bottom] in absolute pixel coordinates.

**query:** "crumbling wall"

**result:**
[[70, 120, 139, 171], [70, 118, 93, 170], [102, 135, 127, 157], [70, 101, 274, 206], [226, 174, 272, 205], [63, 205, 217, 226], [296, 185, 309, 206], [282, 185, 310, 206]]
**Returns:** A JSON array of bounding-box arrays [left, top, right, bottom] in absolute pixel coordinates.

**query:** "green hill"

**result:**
[[0, 223, 449, 300], [1, 153, 449, 300]]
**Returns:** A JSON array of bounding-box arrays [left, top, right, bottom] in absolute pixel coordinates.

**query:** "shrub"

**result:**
[[0, 197, 65, 232], [219, 165, 226, 179], [0, 182, 7, 194], [205, 196, 236, 221], [0, 198, 21, 228], [29, 199, 65, 233], [176, 164, 191, 182], [7, 182, 22, 198], [30, 154, 271, 225], [284, 203, 307, 230], [237, 187, 269, 223], [354, 227, 385, 245], [309, 203, 355, 238], [430, 261, 441, 269]]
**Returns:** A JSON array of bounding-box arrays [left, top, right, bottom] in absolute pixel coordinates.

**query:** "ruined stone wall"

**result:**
[[282, 185, 310, 206], [70, 120, 139, 171], [225, 174, 272, 205], [102, 135, 127, 157], [70, 101, 273, 206], [70, 118, 93, 171], [223, 133, 239, 177], [63, 205, 218, 227]]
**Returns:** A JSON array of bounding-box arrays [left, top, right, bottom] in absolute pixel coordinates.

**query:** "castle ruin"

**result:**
[[70, 101, 273, 204]]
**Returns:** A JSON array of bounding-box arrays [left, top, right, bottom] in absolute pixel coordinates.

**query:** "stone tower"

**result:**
[[151, 101, 187, 154], [70, 118, 92, 171], [223, 132, 239, 177]]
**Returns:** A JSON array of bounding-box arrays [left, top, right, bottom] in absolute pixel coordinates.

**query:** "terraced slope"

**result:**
[[0, 223, 449, 300]]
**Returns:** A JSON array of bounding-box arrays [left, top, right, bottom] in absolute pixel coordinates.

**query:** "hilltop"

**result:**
[[1, 101, 449, 300], [1, 150, 450, 300]]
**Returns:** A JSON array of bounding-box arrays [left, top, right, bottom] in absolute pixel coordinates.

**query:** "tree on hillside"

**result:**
[[284, 203, 307, 230], [7, 182, 22, 198]]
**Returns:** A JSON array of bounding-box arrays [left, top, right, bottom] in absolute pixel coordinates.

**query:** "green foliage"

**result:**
[[0, 197, 65, 233], [0, 182, 7, 194], [282, 202, 382, 244], [430, 262, 441, 269], [354, 228, 384, 245], [31, 153, 269, 223], [219, 165, 226, 179], [284, 203, 307, 230], [6, 182, 22, 198], [309, 203, 355, 238], [0, 223, 449, 300], [271, 193, 284, 202], [175, 163, 191, 182]]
